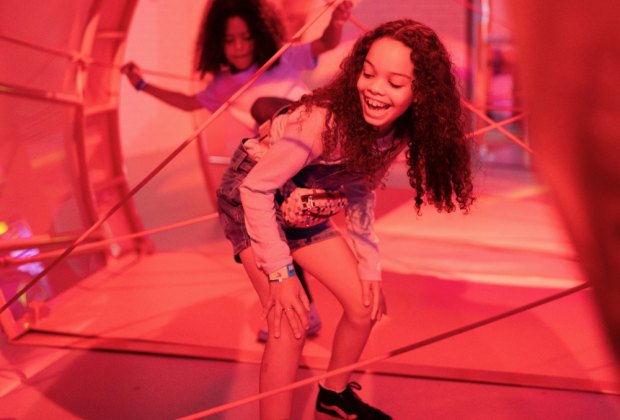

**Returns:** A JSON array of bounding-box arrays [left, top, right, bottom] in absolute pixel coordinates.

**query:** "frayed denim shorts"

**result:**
[[216, 142, 341, 263]]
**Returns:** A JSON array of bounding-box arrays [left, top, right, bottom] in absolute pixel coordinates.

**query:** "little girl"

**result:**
[[217, 18, 474, 419]]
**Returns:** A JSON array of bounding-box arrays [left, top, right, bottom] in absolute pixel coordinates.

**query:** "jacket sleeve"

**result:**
[[239, 107, 325, 274], [344, 182, 382, 281]]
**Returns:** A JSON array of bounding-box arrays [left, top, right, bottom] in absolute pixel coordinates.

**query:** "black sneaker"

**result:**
[[315, 382, 391, 419]]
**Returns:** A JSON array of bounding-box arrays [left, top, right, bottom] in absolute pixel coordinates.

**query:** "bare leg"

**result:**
[[294, 260, 314, 303], [292, 236, 375, 390], [239, 247, 305, 419]]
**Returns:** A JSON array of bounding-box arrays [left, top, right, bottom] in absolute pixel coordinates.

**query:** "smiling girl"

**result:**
[[217, 18, 475, 419]]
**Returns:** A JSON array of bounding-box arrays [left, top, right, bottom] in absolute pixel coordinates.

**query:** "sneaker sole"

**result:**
[[315, 403, 349, 419]]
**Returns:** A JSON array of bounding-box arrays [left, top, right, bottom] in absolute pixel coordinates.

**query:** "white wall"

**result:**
[[119, 0, 208, 157], [118, 0, 469, 157]]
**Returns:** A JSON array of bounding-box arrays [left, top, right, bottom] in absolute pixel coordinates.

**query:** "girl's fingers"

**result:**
[[272, 306, 284, 338], [291, 302, 309, 330], [372, 285, 380, 320], [283, 307, 303, 339]]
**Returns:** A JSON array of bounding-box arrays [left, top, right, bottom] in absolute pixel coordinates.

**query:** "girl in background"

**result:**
[[122, 0, 351, 130], [123, 0, 353, 341]]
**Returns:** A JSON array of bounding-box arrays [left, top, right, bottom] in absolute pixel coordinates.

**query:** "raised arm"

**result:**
[[310, 0, 352, 57], [121, 61, 203, 112]]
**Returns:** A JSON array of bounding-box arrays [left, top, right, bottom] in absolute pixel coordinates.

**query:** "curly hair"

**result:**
[[291, 19, 475, 214], [195, 0, 286, 77]]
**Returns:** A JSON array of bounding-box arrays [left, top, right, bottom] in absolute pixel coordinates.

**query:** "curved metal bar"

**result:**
[[0, 82, 81, 105], [0, 0, 339, 315]]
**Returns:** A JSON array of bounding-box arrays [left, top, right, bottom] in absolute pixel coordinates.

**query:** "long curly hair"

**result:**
[[291, 19, 474, 213], [195, 0, 286, 77]]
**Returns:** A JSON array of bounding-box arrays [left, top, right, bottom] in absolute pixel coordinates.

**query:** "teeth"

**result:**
[[365, 97, 389, 109]]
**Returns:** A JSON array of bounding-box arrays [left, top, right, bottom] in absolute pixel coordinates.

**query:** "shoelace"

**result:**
[[343, 382, 368, 406]]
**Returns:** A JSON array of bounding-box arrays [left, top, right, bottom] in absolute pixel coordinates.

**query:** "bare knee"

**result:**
[[265, 324, 305, 359], [265, 330, 306, 348], [343, 302, 374, 328]]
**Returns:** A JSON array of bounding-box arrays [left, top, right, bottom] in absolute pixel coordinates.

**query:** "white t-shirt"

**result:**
[[196, 43, 317, 130]]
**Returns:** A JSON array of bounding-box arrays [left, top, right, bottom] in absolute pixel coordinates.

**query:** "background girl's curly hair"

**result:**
[[293, 18, 475, 213], [195, 0, 285, 77]]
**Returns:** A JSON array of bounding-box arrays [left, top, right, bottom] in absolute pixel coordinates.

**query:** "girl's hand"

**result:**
[[262, 276, 311, 339], [361, 280, 387, 322], [330, 1, 353, 29], [121, 61, 145, 89]]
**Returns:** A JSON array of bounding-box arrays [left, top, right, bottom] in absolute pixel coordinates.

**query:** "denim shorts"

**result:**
[[216, 142, 341, 263]]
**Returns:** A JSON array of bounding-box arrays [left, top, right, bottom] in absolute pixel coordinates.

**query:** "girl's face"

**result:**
[[356, 37, 414, 134], [223, 16, 254, 71]]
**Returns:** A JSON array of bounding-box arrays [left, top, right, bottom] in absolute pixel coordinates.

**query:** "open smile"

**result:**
[[364, 95, 390, 111]]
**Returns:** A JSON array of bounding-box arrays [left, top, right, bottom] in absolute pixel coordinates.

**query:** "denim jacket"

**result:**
[[240, 105, 402, 281]]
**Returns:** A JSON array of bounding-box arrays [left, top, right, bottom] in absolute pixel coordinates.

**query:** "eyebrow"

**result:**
[[364, 59, 413, 80]]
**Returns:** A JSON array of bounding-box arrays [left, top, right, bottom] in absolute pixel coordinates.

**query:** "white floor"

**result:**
[[2, 163, 620, 419]]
